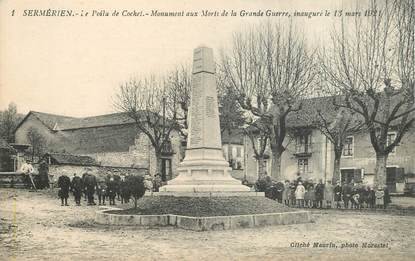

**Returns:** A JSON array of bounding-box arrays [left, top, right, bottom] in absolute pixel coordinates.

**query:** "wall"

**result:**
[[15, 114, 62, 152], [88, 131, 184, 179], [341, 128, 415, 175], [61, 124, 139, 154]]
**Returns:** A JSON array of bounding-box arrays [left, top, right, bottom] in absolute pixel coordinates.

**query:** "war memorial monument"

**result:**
[[159, 46, 251, 194], [95, 46, 312, 230]]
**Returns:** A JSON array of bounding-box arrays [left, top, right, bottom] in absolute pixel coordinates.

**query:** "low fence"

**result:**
[[0, 172, 28, 188]]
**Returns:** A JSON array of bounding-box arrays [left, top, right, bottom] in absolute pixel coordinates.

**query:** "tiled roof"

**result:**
[[286, 95, 339, 128], [44, 153, 97, 166], [56, 112, 135, 130], [21, 111, 137, 131], [31, 111, 76, 130]]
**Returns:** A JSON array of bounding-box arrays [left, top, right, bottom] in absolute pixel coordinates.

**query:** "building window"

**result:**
[[223, 145, 244, 170], [236, 147, 242, 158], [343, 136, 354, 157], [298, 159, 308, 174], [296, 134, 312, 153], [387, 132, 397, 154]]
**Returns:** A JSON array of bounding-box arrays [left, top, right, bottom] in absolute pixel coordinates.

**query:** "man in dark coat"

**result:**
[[315, 179, 325, 209], [81, 172, 88, 201], [368, 186, 376, 209], [342, 182, 352, 209], [333, 181, 342, 208], [71, 173, 83, 206], [38, 159, 50, 189], [57, 175, 71, 206], [275, 181, 284, 203], [113, 174, 122, 201], [120, 175, 131, 204], [96, 180, 107, 205], [84, 173, 97, 205], [107, 177, 117, 205], [383, 186, 391, 209]]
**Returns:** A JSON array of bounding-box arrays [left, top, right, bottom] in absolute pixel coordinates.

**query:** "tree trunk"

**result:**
[[270, 148, 283, 181], [332, 150, 342, 184], [374, 154, 388, 187], [332, 158, 341, 184], [155, 153, 163, 179], [134, 197, 138, 209], [257, 156, 267, 179]]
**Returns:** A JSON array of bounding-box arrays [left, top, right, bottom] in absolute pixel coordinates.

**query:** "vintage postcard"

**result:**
[[0, 0, 414, 260]]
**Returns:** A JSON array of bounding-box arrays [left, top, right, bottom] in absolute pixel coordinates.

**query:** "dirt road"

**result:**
[[1, 189, 414, 261]]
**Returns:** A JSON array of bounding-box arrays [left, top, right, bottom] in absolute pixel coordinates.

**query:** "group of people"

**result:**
[[56, 171, 164, 206], [263, 178, 391, 210]]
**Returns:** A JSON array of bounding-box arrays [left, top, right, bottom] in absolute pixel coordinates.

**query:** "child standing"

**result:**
[[295, 181, 305, 208]]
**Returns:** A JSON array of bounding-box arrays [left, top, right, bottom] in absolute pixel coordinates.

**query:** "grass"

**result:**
[[106, 196, 294, 217]]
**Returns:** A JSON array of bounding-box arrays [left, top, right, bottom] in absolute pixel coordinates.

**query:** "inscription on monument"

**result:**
[[190, 75, 203, 147], [206, 96, 214, 117]]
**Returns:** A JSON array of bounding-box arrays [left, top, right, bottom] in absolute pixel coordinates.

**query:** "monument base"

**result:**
[[159, 159, 251, 193]]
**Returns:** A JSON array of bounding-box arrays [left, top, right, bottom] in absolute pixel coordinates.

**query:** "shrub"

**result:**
[[255, 176, 273, 193], [125, 175, 146, 208]]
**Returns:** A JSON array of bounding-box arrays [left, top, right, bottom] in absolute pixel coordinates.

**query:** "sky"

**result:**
[[0, 0, 362, 117]]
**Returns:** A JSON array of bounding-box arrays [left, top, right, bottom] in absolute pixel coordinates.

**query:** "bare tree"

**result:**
[[167, 65, 192, 139], [308, 98, 363, 183], [220, 21, 316, 180], [27, 127, 46, 162], [115, 75, 181, 176], [320, 0, 414, 186]]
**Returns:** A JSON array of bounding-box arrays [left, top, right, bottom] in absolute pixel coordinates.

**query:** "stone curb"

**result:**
[[95, 207, 312, 231], [152, 191, 265, 197], [309, 208, 415, 216]]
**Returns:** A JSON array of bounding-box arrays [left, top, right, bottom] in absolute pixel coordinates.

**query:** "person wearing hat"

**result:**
[[315, 179, 325, 209], [57, 174, 71, 206], [333, 180, 342, 208], [282, 180, 291, 206], [342, 181, 352, 209], [96, 178, 108, 205], [107, 177, 117, 205], [71, 173, 83, 206], [383, 185, 391, 209], [20, 159, 35, 190]]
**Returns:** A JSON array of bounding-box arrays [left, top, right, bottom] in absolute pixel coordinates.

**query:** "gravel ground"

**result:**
[[0, 189, 414, 261]]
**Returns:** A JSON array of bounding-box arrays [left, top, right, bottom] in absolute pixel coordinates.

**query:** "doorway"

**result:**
[[386, 167, 397, 193], [341, 169, 354, 184]]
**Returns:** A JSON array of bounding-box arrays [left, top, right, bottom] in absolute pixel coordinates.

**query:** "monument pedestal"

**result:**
[[160, 148, 251, 193]]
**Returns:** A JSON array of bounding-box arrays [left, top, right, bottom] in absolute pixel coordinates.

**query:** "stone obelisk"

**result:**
[[160, 46, 250, 193]]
